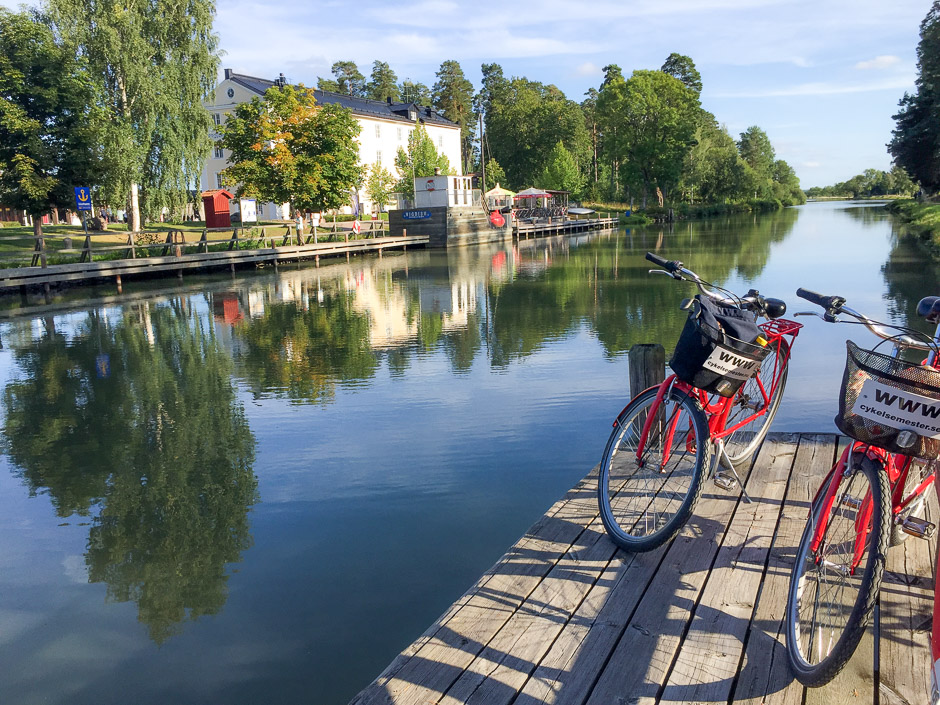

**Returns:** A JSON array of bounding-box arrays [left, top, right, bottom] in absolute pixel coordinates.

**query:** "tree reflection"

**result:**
[[882, 230, 940, 337], [2, 302, 257, 643], [234, 296, 379, 404], [488, 209, 798, 363]]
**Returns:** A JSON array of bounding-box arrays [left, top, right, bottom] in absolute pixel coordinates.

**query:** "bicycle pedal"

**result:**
[[901, 516, 936, 540], [713, 473, 738, 491]]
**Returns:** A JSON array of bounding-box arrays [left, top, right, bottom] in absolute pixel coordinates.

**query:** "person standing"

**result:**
[[295, 212, 305, 239]]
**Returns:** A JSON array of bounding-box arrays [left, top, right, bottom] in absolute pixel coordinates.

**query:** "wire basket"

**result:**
[[837, 340, 940, 460], [670, 316, 773, 397]]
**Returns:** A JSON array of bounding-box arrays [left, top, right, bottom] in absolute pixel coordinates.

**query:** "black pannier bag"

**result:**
[[669, 295, 770, 397]]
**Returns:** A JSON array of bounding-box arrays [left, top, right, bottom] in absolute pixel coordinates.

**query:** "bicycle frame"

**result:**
[[632, 320, 800, 468]]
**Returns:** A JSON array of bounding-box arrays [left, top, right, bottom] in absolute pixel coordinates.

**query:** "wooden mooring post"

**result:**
[[628, 343, 665, 398]]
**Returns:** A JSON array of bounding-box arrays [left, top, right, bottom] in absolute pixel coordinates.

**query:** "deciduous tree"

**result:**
[[48, 0, 220, 229], [394, 123, 451, 199], [737, 126, 776, 186], [0, 9, 103, 237], [483, 158, 506, 192], [539, 141, 584, 197], [598, 69, 699, 207], [219, 84, 362, 213], [365, 164, 396, 212], [483, 77, 590, 189]]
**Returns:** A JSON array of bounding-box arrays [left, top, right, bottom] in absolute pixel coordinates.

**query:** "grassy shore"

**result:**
[[885, 199, 940, 255], [585, 198, 790, 226]]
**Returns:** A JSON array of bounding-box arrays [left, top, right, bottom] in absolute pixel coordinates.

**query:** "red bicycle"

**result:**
[[784, 289, 940, 697], [597, 253, 802, 551]]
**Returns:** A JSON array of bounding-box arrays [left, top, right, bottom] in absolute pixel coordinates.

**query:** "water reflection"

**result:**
[[2, 302, 257, 643], [1, 202, 928, 704], [213, 208, 801, 403]]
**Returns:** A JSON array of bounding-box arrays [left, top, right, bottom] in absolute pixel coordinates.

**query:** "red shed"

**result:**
[[202, 189, 234, 229]]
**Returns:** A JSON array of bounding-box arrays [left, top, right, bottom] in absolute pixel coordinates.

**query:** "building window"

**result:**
[[256, 203, 263, 218], [439, 136, 443, 148], [216, 173, 224, 188], [376, 150, 382, 164], [213, 113, 222, 126], [397, 127, 402, 141], [375, 124, 381, 138], [214, 147, 224, 159]]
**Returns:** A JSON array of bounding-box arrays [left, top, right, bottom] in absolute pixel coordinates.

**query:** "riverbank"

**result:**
[[586, 198, 792, 227], [885, 199, 940, 256]]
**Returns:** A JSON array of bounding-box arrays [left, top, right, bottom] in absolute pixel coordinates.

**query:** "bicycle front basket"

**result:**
[[837, 340, 940, 460], [669, 296, 772, 398]]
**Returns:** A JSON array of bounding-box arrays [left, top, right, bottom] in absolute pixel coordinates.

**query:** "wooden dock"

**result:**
[[0, 233, 428, 291], [350, 433, 935, 705], [514, 217, 618, 238]]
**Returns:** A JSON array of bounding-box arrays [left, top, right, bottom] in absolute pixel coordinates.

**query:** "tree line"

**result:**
[[316, 55, 806, 209], [805, 167, 916, 199]]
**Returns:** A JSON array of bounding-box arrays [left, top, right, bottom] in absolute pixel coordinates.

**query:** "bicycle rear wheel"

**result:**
[[598, 385, 710, 552], [722, 338, 790, 467], [785, 455, 890, 686]]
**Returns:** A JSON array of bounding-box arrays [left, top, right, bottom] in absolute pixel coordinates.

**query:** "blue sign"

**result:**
[[74, 187, 93, 212], [403, 210, 432, 220]]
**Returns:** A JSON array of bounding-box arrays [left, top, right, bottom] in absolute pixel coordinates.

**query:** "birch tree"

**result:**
[[48, 0, 220, 229]]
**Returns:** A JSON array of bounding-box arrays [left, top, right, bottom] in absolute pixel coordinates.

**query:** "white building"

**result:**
[[201, 69, 463, 219]]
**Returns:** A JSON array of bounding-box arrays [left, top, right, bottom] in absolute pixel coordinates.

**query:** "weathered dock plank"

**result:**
[[729, 434, 838, 705], [350, 434, 935, 705]]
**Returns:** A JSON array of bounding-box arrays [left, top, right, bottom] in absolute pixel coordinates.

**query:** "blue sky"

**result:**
[[213, 0, 930, 188], [2, 0, 929, 187]]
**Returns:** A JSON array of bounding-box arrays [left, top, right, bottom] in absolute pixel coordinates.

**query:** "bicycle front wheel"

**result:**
[[785, 455, 890, 686], [722, 338, 790, 467], [598, 385, 710, 552]]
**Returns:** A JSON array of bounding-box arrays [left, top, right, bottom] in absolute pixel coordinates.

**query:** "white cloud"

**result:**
[[575, 62, 603, 77], [854, 55, 901, 70], [802, 161, 821, 168]]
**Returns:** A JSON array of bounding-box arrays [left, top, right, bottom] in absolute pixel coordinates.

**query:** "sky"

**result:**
[[2, 0, 930, 188], [210, 0, 932, 188]]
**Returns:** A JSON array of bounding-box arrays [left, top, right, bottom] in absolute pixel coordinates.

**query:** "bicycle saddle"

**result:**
[[917, 296, 940, 323]]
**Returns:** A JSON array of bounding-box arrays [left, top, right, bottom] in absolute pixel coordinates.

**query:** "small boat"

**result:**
[[568, 207, 596, 216]]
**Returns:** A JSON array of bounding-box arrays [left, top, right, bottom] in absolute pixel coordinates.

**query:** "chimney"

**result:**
[[224, 68, 232, 80], [425, 106, 432, 116], [275, 73, 286, 88], [387, 97, 392, 105]]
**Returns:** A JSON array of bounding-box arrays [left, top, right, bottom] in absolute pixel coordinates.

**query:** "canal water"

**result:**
[[0, 201, 935, 704]]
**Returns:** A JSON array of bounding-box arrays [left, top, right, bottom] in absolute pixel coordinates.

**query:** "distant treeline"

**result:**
[[804, 167, 917, 199], [317, 55, 805, 209]]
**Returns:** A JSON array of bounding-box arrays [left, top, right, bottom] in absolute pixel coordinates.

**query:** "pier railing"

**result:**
[[0, 220, 388, 269]]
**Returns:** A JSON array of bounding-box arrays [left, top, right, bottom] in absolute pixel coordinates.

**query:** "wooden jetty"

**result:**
[[350, 433, 934, 705], [0, 228, 426, 291], [514, 216, 618, 239]]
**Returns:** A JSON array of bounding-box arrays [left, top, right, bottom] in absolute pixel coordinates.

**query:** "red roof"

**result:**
[[201, 189, 234, 199]]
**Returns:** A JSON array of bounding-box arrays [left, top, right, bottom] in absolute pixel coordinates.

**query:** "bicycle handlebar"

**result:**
[[645, 251, 678, 272], [796, 288, 845, 312], [796, 287, 935, 352], [646, 251, 783, 317]]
